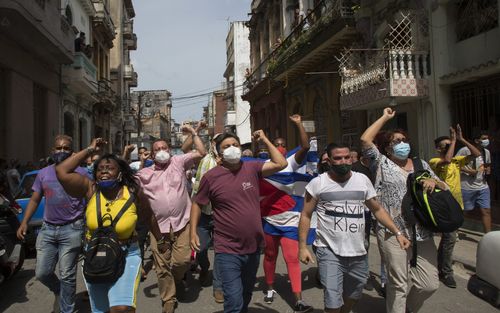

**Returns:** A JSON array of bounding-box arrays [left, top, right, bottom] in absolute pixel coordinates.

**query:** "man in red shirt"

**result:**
[[190, 130, 287, 313]]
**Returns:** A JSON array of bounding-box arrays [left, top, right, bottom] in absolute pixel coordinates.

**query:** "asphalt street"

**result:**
[[1, 235, 498, 313]]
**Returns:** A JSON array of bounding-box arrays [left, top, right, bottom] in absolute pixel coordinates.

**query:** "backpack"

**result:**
[[402, 158, 463, 266], [83, 191, 135, 284]]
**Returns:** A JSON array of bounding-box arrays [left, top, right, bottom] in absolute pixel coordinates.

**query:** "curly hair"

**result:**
[[377, 129, 409, 157], [92, 154, 139, 197]]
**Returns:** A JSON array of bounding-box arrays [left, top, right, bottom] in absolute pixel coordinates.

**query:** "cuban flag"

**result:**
[[243, 140, 319, 244]]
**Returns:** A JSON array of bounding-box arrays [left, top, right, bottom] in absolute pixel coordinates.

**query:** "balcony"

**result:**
[[130, 71, 138, 88], [62, 52, 98, 97], [124, 64, 135, 79], [224, 110, 236, 127], [92, 0, 115, 46], [95, 79, 115, 110], [0, 0, 74, 64], [124, 33, 137, 50], [339, 49, 430, 110], [244, 0, 356, 96], [123, 20, 134, 38]]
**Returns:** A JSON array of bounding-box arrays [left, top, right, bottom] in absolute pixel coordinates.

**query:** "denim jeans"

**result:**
[[438, 231, 457, 277], [35, 219, 84, 313], [197, 213, 222, 291], [215, 252, 260, 313]]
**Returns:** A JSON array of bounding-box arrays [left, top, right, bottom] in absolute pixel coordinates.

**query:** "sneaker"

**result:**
[[377, 283, 386, 298], [264, 289, 277, 304], [440, 275, 457, 288], [213, 290, 224, 303], [293, 300, 313, 313]]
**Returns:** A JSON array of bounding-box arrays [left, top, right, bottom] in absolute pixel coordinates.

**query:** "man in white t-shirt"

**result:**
[[298, 143, 410, 313], [456, 130, 492, 233]]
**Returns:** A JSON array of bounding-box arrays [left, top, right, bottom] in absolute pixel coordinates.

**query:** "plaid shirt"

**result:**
[[191, 151, 218, 215]]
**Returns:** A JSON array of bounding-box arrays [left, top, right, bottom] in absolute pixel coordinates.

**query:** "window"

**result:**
[[79, 118, 88, 150], [0, 68, 6, 156], [65, 5, 73, 25], [64, 112, 75, 139], [456, 0, 498, 41], [452, 75, 500, 139]]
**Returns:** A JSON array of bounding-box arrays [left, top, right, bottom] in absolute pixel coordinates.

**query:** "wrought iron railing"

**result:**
[[244, 0, 355, 94], [339, 49, 429, 95]]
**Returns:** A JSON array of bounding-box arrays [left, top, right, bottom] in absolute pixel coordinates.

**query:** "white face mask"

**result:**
[[155, 150, 171, 164], [481, 139, 490, 148], [222, 146, 241, 164]]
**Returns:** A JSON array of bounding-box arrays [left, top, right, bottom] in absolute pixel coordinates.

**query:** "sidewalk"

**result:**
[[444, 229, 483, 273]]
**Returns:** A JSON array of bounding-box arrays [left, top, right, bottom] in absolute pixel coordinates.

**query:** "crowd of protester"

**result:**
[[1, 108, 498, 313]]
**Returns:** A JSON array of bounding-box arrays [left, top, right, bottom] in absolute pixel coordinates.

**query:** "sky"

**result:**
[[132, 0, 252, 123]]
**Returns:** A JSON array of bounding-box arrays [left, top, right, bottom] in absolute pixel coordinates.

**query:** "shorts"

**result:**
[[462, 188, 491, 211], [315, 246, 368, 309], [83, 242, 142, 313]]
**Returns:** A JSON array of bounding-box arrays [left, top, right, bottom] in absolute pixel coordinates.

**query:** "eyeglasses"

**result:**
[[274, 143, 286, 147]]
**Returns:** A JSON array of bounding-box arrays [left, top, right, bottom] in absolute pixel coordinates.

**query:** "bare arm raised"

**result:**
[[254, 130, 288, 177], [55, 138, 105, 200]]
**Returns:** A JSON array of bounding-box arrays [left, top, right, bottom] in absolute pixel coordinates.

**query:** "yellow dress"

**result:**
[[85, 186, 138, 240]]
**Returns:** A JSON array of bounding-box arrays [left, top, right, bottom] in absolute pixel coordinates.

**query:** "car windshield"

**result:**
[[16, 174, 36, 199]]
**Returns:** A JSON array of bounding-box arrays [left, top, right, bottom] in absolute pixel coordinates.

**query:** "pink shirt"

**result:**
[[136, 153, 194, 233]]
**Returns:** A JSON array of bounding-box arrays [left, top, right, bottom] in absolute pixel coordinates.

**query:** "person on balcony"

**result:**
[[74, 32, 86, 53]]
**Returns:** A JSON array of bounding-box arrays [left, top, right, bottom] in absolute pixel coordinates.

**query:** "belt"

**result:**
[[44, 217, 83, 227]]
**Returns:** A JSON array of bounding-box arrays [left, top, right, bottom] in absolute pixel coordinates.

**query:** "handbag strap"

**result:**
[[96, 190, 135, 229]]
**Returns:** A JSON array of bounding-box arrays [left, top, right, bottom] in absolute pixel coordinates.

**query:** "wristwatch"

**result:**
[[86, 146, 95, 155], [395, 231, 403, 237]]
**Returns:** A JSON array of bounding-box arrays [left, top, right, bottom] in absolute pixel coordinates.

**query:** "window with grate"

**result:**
[[456, 0, 498, 41], [452, 75, 500, 139]]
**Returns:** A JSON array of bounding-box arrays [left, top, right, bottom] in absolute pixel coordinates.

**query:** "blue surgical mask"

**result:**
[[52, 152, 71, 164], [86, 164, 94, 175], [144, 159, 154, 167], [481, 139, 490, 148], [393, 142, 411, 160], [97, 179, 119, 190], [258, 152, 269, 160]]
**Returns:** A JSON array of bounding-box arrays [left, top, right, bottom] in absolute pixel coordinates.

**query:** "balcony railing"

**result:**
[[92, 0, 115, 40], [125, 33, 137, 50], [124, 64, 135, 79], [339, 49, 430, 110], [73, 52, 97, 79], [123, 20, 133, 38], [244, 0, 354, 94]]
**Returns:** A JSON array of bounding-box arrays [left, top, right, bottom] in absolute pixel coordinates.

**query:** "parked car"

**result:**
[[14, 170, 44, 250], [468, 231, 500, 308]]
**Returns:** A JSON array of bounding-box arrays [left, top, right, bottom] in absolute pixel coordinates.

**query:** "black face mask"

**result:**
[[330, 164, 352, 176], [318, 162, 330, 174], [51, 152, 71, 164]]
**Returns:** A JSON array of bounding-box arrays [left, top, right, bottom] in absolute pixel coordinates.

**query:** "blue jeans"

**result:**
[[215, 252, 260, 313], [35, 219, 84, 313], [197, 213, 222, 291]]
